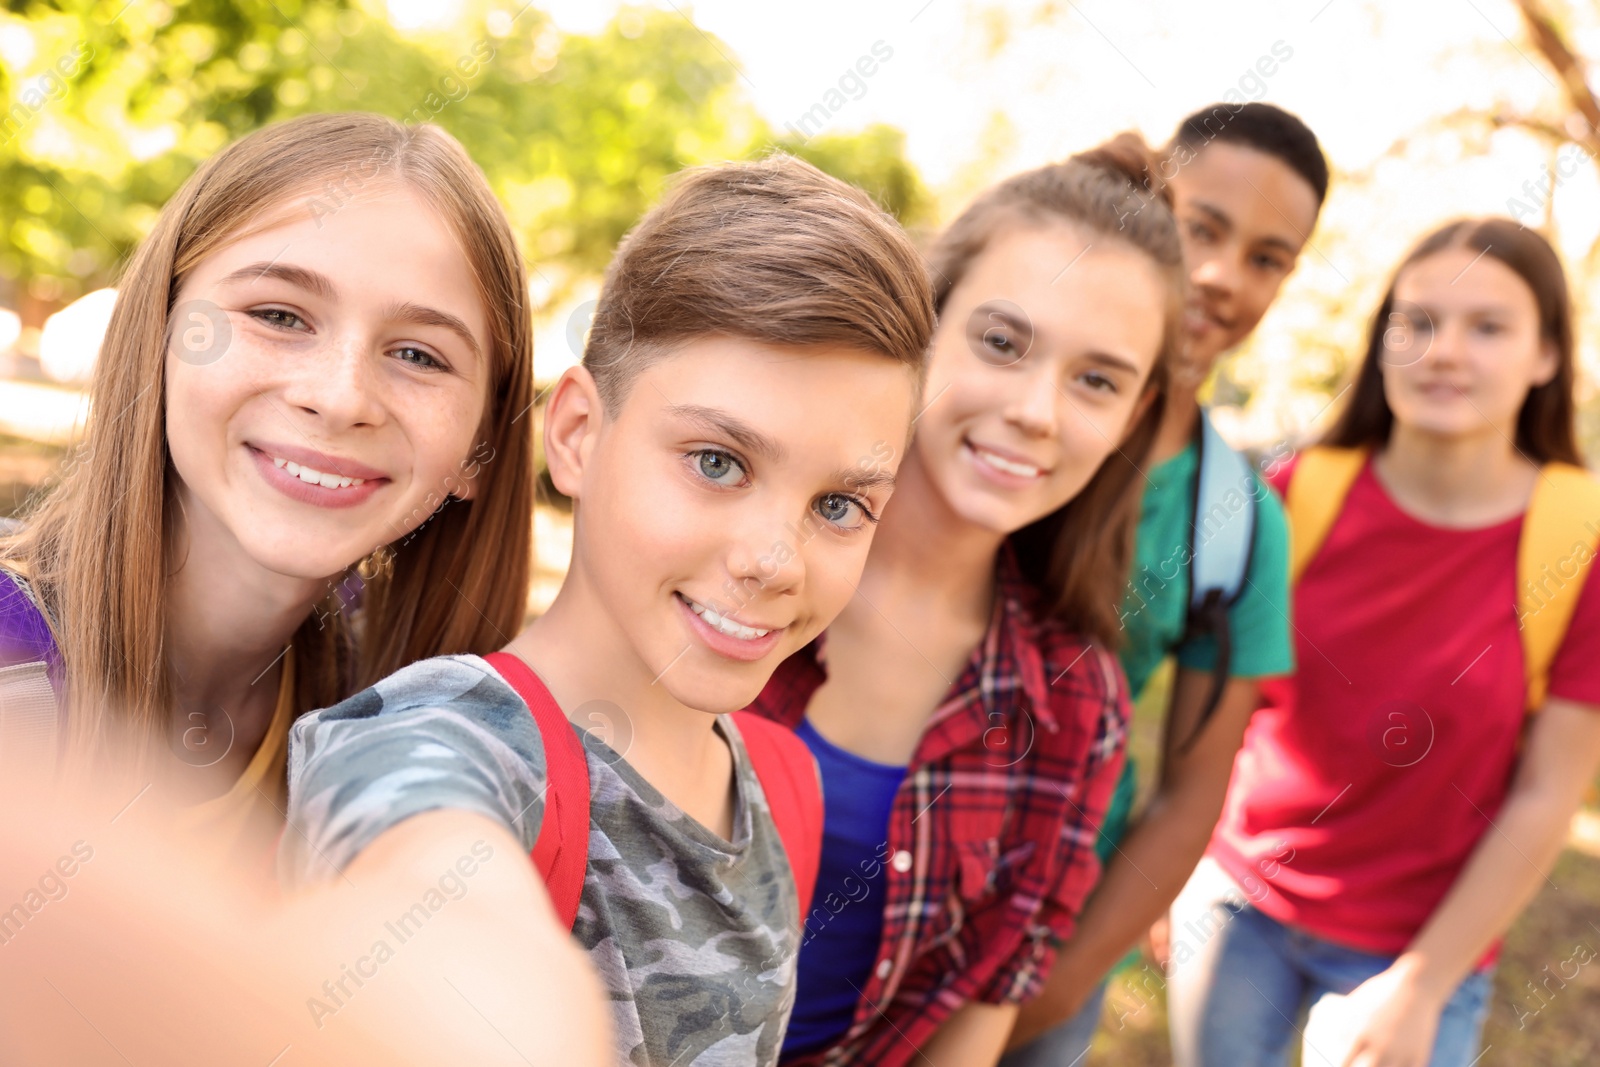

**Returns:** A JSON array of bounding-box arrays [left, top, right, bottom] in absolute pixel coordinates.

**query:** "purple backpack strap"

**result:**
[[0, 569, 64, 773]]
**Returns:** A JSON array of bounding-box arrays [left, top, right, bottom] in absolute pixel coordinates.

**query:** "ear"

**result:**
[[543, 365, 605, 501], [1531, 338, 1561, 389]]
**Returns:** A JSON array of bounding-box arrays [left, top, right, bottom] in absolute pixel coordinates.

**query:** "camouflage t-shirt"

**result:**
[[280, 654, 799, 1066]]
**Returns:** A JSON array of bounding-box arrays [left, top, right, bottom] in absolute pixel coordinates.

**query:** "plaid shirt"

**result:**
[[750, 550, 1129, 1066]]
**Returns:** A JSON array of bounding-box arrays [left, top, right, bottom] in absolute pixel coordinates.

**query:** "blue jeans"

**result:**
[[998, 981, 1108, 1067], [1165, 859, 1493, 1067]]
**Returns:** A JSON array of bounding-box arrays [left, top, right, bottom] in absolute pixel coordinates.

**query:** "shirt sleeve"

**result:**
[[975, 644, 1130, 1005], [1547, 551, 1600, 708], [278, 655, 548, 888], [1176, 470, 1296, 680]]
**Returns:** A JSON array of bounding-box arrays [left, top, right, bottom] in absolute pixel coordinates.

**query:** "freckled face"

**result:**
[[164, 184, 492, 581]]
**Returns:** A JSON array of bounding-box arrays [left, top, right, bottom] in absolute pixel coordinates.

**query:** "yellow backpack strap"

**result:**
[[1286, 447, 1370, 584], [1518, 463, 1600, 710]]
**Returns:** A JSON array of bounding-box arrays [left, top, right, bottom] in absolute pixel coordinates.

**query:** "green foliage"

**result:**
[[0, 1, 930, 307], [772, 123, 935, 230]]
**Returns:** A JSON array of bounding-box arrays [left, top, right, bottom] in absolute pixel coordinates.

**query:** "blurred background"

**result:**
[[2, 0, 1598, 1062]]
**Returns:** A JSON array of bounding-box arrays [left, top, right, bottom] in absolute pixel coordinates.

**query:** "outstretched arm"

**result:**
[[1, 798, 610, 1066], [1009, 668, 1260, 1048]]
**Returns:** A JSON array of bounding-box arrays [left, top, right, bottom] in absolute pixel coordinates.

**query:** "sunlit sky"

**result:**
[[334, 3, 1600, 435]]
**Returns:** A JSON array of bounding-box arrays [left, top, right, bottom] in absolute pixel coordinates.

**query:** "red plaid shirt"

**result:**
[[751, 551, 1129, 1066]]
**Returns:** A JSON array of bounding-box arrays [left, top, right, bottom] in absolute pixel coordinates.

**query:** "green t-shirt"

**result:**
[[1095, 438, 1294, 864]]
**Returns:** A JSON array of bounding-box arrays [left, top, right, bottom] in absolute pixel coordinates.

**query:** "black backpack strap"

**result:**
[[1179, 410, 1258, 752]]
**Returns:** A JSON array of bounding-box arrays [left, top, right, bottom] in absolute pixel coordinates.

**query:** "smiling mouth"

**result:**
[[1186, 306, 1230, 333], [965, 439, 1048, 480], [268, 455, 369, 490], [675, 593, 776, 640]]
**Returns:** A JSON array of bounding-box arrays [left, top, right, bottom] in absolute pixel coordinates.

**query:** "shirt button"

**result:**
[[876, 958, 893, 980], [891, 850, 913, 873]]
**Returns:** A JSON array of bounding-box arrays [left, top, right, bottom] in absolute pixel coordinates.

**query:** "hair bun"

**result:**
[[1071, 132, 1173, 212]]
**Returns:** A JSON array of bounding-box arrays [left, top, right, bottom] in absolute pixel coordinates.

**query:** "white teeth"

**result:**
[[273, 456, 366, 489], [972, 444, 1042, 478], [681, 595, 770, 640]]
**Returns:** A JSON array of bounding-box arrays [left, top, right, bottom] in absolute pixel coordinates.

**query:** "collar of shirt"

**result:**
[[758, 543, 1065, 766]]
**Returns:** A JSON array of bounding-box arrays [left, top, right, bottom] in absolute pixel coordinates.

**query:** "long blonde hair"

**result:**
[[4, 112, 534, 760]]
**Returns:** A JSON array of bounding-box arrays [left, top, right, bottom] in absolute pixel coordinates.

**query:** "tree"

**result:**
[[1, 1, 931, 312]]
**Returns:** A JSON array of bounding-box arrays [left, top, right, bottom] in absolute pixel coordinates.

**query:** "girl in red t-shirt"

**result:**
[[1167, 219, 1600, 1067]]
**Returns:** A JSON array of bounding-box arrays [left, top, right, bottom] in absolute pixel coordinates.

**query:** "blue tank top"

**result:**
[[782, 718, 908, 1057]]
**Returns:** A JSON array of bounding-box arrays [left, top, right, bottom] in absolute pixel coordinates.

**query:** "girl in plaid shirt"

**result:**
[[749, 134, 1187, 1066]]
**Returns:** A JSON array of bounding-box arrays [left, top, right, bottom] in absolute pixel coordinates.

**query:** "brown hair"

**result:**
[[1325, 217, 1582, 465], [583, 153, 935, 406], [928, 133, 1185, 646], [2, 112, 535, 761]]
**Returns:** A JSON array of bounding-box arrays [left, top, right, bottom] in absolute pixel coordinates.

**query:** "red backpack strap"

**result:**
[[730, 711, 823, 922], [483, 652, 590, 929]]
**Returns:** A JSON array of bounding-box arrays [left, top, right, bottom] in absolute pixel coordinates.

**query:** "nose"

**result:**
[[1002, 364, 1060, 439], [722, 500, 807, 611], [1190, 249, 1239, 300], [1422, 318, 1464, 366], [279, 332, 387, 430]]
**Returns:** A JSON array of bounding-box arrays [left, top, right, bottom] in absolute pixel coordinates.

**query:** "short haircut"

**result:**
[[583, 153, 935, 408], [1170, 102, 1329, 207]]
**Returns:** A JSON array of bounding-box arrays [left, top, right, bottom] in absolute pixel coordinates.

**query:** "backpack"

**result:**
[[482, 650, 824, 928], [1285, 447, 1600, 711], [1178, 408, 1259, 746]]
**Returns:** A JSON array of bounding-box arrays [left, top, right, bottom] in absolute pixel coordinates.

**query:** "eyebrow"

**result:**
[[218, 262, 338, 300], [1191, 200, 1234, 234], [1407, 302, 1517, 318], [1081, 351, 1146, 377], [215, 263, 480, 357], [839, 466, 896, 493], [383, 300, 482, 358], [974, 307, 1035, 339], [1190, 201, 1299, 257], [668, 404, 786, 463]]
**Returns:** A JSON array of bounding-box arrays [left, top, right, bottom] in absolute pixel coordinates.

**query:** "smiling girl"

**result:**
[[748, 135, 1182, 1067], [1166, 219, 1600, 1067], [0, 112, 533, 851]]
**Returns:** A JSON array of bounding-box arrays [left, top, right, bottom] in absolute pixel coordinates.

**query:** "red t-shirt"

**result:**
[[1210, 456, 1600, 958]]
